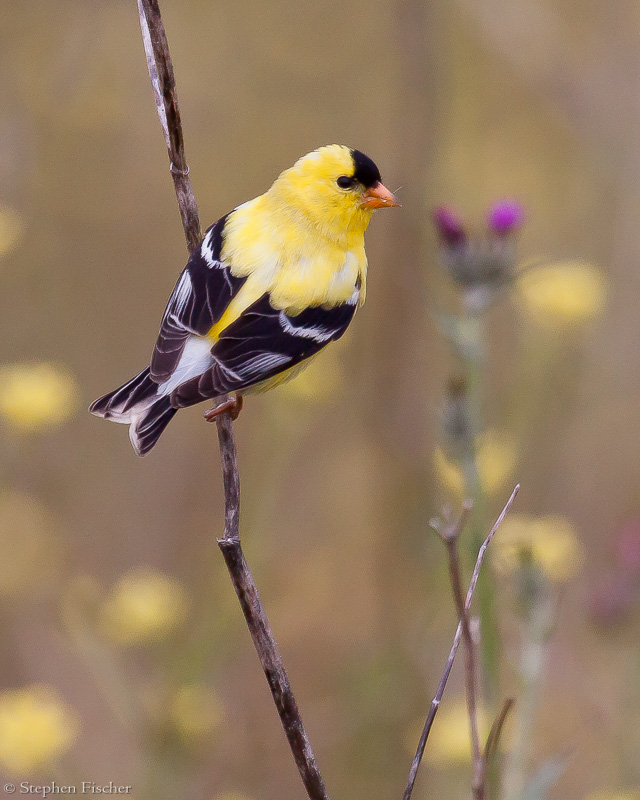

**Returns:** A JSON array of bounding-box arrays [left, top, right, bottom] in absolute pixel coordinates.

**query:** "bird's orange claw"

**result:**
[[204, 395, 243, 422]]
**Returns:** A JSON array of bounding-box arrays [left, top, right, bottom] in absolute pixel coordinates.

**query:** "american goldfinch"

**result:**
[[90, 145, 399, 455]]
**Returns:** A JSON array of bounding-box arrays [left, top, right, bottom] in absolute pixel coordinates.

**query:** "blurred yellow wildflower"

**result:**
[[0, 490, 59, 596], [0, 362, 79, 432], [170, 683, 224, 740], [102, 568, 189, 645], [492, 514, 584, 582], [0, 685, 79, 775], [434, 429, 518, 497], [405, 698, 491, 765], [0, 205, 24, 259], [516, 261, 607, 327], [585, 792, 640, 800]]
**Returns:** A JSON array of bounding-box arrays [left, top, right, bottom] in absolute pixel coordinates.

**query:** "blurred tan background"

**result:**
[[0, 1, 638, 799]]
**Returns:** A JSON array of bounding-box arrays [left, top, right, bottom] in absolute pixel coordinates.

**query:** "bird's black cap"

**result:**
[[351, 149, 381, 188]]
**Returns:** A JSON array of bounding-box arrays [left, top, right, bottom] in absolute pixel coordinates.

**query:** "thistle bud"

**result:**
[[432, 206, 467, 246], [432, 201, 526, 310], [487, 201, 525, 236]]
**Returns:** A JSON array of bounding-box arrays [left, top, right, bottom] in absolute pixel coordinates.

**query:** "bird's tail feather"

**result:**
[[89, 367, 157, 422], [128, 396, 177, 457], [89, 367, 176, 456]]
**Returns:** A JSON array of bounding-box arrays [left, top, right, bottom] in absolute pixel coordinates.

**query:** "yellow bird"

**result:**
[[90, 145, 399, 455]]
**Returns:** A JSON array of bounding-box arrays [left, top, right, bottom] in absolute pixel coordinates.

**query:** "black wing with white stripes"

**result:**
[[150, 215, 246, 383], [170, 292, 358, 408]]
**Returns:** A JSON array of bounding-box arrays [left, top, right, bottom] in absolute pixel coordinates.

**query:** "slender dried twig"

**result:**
[[478, 696, 515, 800], [403, 484, 519, 800], [484, 697, 515, 766], [136, 4, 329, 799], [442, 514, 483, 798], [137, 0, 200, 251]]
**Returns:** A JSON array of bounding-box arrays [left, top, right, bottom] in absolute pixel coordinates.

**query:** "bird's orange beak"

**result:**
[[359, 182, 401, 209]]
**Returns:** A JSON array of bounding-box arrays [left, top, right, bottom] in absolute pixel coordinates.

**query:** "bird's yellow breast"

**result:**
[[207, 195, 367, 340]]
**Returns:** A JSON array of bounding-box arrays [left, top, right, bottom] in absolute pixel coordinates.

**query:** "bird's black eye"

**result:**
[[337, 175, 356, 189]]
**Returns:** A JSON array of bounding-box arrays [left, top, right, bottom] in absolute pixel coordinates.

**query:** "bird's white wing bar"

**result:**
[[170, 292, 356, 408], [277, 312, 335, 343], [230, 352, 292, 379], [201, 226, 235, 293], [200, 226, 219, 269]]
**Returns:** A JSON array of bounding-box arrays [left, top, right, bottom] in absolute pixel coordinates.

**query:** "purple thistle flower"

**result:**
[[432, 206, 466, 246], [487, 201, 525, 236]]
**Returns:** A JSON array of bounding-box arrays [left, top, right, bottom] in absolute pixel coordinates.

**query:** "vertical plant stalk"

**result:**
[[502, 590, 555, 800], [136, 4, 329, 799], [443, 513, 484, 799], [484, 697, 515, 767], [403, 485, 519, 800], [460, 306, 500, 704]]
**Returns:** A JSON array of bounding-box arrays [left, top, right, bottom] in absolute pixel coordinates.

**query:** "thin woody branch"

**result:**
[[136, 3, 329, 798], [403, 484, 519, 800], [442, 507, 484, 799], [137, 0, 201, 251]]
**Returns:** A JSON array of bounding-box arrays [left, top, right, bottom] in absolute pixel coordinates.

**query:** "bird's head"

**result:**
[[268, 145, 400, 240]]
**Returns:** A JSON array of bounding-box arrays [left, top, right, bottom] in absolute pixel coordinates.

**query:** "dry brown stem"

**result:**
[[403, 484, 519, 800], [136, 3, 329, 798], [442, 509, 484, 798], [484, 697, 515, 766], [137, 0, 201, 251]]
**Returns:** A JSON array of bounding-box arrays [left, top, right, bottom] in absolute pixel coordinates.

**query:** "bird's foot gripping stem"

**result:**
[[204, 394, 243, 423]]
